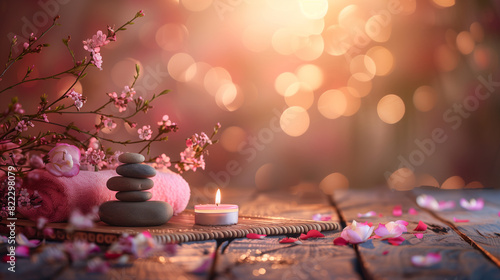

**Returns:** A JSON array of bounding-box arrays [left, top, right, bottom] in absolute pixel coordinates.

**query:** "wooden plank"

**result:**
[[331, 189, 500, 280], [210, 188, 361, 279], [413, 189, 500, 262], [217, 233, 361, 280]]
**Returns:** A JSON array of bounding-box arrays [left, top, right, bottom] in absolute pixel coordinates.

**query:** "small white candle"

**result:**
[[195, 189, 239, 226]]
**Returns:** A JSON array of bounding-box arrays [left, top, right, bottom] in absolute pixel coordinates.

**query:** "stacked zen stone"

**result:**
[[98, 153, 173, 227]]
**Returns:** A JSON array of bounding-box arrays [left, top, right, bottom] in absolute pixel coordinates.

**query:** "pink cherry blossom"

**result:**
[[339, 220, 375, 244], [91, 52, 103, 70], [137, 125, 153, 140], [374, 220, 407, 239], [68, 89, 86, 110], [83, 30, 109, 53], [15, 120, 34, 132], [154, 153, 171, 169]]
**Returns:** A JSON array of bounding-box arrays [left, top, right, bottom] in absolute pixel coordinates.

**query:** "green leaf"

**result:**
[[135, 64, 140, 75]]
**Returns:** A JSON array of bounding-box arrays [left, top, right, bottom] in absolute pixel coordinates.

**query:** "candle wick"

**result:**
[[216, 203, 219, 207]]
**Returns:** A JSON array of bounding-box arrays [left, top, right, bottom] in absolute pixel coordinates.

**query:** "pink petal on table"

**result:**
[[312, 213, 332, 221], [333, 237, 349, 246], [16, 246, 30, 258], [460, 198, 484, 211], [374, 223, 390, 237], [370, 235, 382, 239], [413, 221, 427, 231], [396, 220, 409, 226], [408, 208, 418, 215], [279, 237, 302, 244], [414, 233, 424, 239], [387, 236, 405, 246], [411, 252, 441, 267], [2, 255, 14, 263], [453, 217, 469, 223], [357, 211, 377, 218], [246, 233, 266, 239], [300, 233, 308, 240], [393, 205, 402, 217], [358, 221, 373, 227], [438, 200, 455, 210], [305, 229, 325, 239], [15, 233, 40, 248], [382, 250, 389, 255], [104, 252, 123, 260]]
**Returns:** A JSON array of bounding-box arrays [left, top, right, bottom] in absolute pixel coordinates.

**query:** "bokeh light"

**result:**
[[317, 89, 347, 119], [275, 72, 299, 96], [298, 0, 328, 20], [155, 23, 188, 51], [413, 86, 438, 112], [220, 126, 247, 152], [167, 52, 196, 82], [387, 168, 416, 191], [377, 94, 405, 124], [456, 31, 475, 55], [350, 55, 376, 82], [280, 106, 310, 137], [366, 46, 394, 76], [180, 0, 213, 12], [319, 172, 349, 195], [295, 64, 323, 90], [432, 0, 455, 8], [441, 176, 465, 189]]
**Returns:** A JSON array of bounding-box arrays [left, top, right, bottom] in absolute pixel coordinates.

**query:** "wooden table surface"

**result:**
[[2, 185, 500, 280]]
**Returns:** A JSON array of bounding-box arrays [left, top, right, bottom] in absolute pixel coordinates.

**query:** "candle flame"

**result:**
[[215, 189, 221, 206]]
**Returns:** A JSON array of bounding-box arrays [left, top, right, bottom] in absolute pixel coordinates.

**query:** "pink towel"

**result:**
[[17, 169, 190, 222]]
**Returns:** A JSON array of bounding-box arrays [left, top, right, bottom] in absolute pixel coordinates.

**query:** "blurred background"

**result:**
[[1, 0, 500, 198]]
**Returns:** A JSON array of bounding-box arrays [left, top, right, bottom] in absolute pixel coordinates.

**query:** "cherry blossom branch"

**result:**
[[0, 16, 60, 80]]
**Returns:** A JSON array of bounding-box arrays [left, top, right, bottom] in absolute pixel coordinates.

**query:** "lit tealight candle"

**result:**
[[195, 189, 238, 226]]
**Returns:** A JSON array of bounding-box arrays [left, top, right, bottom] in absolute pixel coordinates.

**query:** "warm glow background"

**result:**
[[1, 0, 500, 194]]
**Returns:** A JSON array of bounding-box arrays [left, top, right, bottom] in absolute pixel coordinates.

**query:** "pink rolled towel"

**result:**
[[17, 169, 190, 222]]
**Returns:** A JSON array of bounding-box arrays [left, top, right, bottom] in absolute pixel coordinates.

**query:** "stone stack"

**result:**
[[99, 153, 173, 227]]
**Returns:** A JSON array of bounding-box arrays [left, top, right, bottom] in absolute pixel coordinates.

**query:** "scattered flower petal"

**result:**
[[382, 250, 389, 255], [340, 220, 375, 244], [453, 217, 469, 223], [413, 221, 427, 231], [374, 221, 407, 239], [408, 208, 419, 215], [438, 200, 455, 210], [15, 233, 40, 248], [387, 236, 405, 246], [460, 198, 484, 211], [246, 233, 266, 239], [393, 205, 402, 217], [333, 237, 349, 246], [279, 237, 302, 244], [16, 246, 30, 258], [411, 252, 441, 267], [357, 211, 377, 218], [414, 233, 424, 239], [312, 213, 332, 221], [300, 229, 325, 240], [416, 194, 455, 211]]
